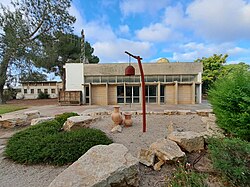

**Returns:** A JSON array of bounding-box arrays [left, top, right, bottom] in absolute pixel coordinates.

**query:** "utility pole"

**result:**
[[81, 29, 89, 64]]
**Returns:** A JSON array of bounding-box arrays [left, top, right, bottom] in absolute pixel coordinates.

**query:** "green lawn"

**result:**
[[0, 105, 27, 115]]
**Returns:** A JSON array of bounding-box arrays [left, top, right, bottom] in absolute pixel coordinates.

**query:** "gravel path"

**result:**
[[0, 113, 208, 187]]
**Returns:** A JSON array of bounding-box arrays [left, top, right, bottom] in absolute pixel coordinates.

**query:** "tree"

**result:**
[[0, 0, 75, 104], [20, 71, 47, 82], [36, 32, 99, 90], [218, 62, 250, 79], [208, 69, 250, 140], [195, 54, 228, 94]]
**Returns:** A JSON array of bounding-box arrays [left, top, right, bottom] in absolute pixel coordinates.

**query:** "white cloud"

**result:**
[[162, 0, 250, 41], [187, 0, 250, 40], [136, 23, 180, 42], [93, 39, 153, 63], [120, 0, 170, 16], [168, 42, 250, 62], [69, 4, 85, 35], [119, 24, 130, 34]]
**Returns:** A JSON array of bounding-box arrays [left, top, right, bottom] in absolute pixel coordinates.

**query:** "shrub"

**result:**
[[168, 162, 207, 187], [5, 120, 113, 165], [37, 91, 50, 99], [54, 112, 79, 125], [208, 137, 250, 187], [208, 69, 250, 140]]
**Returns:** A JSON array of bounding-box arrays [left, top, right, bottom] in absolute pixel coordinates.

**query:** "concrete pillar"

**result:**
[[157, 81, 161, 105], [199, 84, 202, 103], [106, 83, 109, 105], [89, 83, 92, 105], [174, 81, 178, 105], [192, 82, 195, 104]]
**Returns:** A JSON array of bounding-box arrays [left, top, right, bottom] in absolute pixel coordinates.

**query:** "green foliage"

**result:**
[[36, 32, 99, 90], [0, 0, 75, 104], [168, 162, 207, 187], [218, 62, 250, 79], [195, 54, 228, 94], [208, 138, 250, 187], [37, 91, 50, 99], [208, 69, 250, 140], [54, 112, 79, 125], [20, 71, 47, 82], [5, 120, 113, 165]]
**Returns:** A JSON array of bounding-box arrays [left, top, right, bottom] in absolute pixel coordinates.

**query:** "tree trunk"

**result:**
[[0, 54, 11, 104]]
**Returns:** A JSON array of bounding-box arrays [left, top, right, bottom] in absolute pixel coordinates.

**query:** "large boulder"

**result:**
[[138, 148, 155, 167], [149, 139, 185, 162], [63, 116, 93, 131], [24, 110, 40, 121], [168, 131, 204, 152], [49, 143, 139, 187], [0, 116, 27, 128], [31, 117, 54, 126]]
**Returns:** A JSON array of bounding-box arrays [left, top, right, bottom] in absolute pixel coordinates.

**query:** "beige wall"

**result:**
[[178, 84, 192, 104], [108, 85, 117, 105], [91, 85, 107, 105], [83, 62, 203, 76], [165, 85, 176, 104]]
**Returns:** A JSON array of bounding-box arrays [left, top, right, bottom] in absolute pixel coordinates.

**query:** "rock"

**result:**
[[49, 143, 139, 187], [153, 159, 165, 171], [138, 148, 155, 167], [176, 110, 192, 115], [63, 116, 93, 131], [111, 125, 122, 133], [196, 109, 213, 117], [164, 110, 177, 115], [24, 110, 40, 121], [0, 116, 28, 128], [168, 131, 204, 153], [149, 139, 185, 163], [30, 117, 54, 126]]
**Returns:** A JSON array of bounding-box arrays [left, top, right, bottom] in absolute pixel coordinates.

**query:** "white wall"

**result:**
[[64, 63, 83, 91]]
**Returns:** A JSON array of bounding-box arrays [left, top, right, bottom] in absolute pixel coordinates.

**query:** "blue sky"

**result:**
[[70, 0, 250, 64]]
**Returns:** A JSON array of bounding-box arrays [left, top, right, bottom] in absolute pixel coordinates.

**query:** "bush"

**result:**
[[208, 138, 250, 187], [37, 91, 50, 99], [55, 112, 79, 125], [168, 162, 207, 187], [5, 120, 113, 165], [208, 69, 250, 140]]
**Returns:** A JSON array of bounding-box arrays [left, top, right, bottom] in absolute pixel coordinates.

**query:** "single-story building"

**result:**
[[64, 60, 203, 105], [20, 81, 62, 99]]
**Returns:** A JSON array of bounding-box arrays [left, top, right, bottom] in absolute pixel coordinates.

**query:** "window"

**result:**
[[117, 86, 124, 103], [24, 89, 27, 94], [85, 86, 89, 104], [51, 89, 55, 93], [31, 89, 34, 94], [37, 89, 41, 94], [44, 89, 48, 93], [145, 85, 157, 103], [160, 85, 165, 103]]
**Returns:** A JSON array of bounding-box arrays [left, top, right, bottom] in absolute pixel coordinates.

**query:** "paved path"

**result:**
[[1, 101, 211, 119]]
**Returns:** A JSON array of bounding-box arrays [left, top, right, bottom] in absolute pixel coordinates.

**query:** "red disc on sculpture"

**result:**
[[125, 65, 135, 76]]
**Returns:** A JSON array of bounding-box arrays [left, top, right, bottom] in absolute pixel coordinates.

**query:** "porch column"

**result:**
[[174, 81, 178, 105]]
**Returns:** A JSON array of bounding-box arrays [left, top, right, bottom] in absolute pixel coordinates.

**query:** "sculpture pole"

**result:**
[[125, 51, 146, 132]]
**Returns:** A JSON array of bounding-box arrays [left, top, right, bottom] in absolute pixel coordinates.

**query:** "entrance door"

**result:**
[[145, 85, 157, 103], [126, 86, 140, 104]]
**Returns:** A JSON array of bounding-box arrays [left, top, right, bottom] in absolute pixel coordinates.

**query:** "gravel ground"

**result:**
[[0, 113, 209, 187]]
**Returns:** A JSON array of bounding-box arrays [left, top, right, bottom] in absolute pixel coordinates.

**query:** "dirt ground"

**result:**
[[0, 99, 222, 187]]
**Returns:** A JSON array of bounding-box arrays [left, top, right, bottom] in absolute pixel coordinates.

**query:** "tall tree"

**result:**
[[36, 32, 99, 90], [195, 54, 228, 94], [0, 0, 75, 104]]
